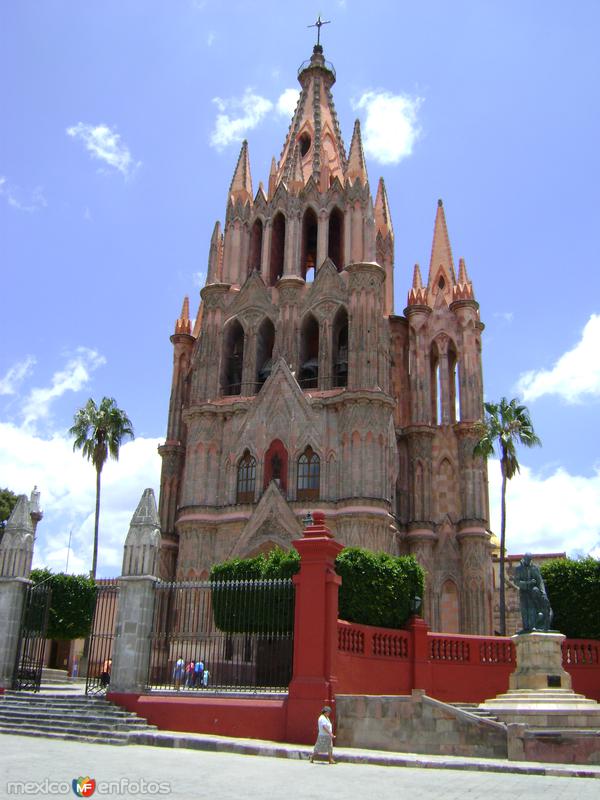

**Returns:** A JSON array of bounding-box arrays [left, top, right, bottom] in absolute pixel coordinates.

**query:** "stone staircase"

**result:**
[[450, 702, 501, 723], [0, 691, 158, 745]]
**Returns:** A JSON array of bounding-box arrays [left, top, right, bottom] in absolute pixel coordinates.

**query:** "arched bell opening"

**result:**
[[221, 319, 245, 396], [430, 342, 441, 425], [301, 207, 318, 282], [332, 306, 348, 388], [328, 207, 344, 270], [298, 313, 319, 389], [256, 317, 275, 390], [247, 218, 263, 277], [448, 343, 460, 423], [269, 212, 286, 286]]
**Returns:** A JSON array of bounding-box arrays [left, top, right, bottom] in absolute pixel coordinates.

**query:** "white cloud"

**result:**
[[277, 88, 299, 117], [0, 421, 161, 577], [352, 90, 422, 165], [0, 176, 47, 212], [206, 31, 216, 47], [493, 311, 514, 324], [21, 348, 106, 430], [210, 89, 274, 150], [192, 269, 207, 288], [488, 458, 600, 557], [517, 314, 600, 403], [66, 122, 140, 177], [0, 356, 36, 396]]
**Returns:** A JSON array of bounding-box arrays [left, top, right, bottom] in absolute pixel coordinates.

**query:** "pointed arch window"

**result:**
[[236, 450, 256, 503], [332, 306, 348, 388], [248, 218, 263, 277], [221, 319, 245, 396], [256, 317, 275, 390], [328, 207, 344, 270], [301, 207, 318, 281], [297, 446, 320, 501], [299, 313, 319, 389], [269, 212, 286, 285]]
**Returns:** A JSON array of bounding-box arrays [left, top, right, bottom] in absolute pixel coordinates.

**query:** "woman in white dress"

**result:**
[[310, 706, 335, 764]]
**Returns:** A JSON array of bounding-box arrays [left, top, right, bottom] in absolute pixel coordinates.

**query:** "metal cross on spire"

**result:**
[[308, 14, 331, 47]]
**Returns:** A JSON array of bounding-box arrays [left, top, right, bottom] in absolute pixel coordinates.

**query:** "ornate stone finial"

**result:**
[[374, 177, 393, 237], [174, 296, 191, 335], [0, 495, 35, 578], [346, 119, 368, 186], [29, 485, 43, 531], [427, 198, 456, 294], [122, 488, 161, 578], [228, 139, 253, 205], [438, 198, 443, 207]]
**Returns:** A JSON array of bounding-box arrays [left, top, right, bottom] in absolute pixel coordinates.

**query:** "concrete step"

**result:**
[[0, 724, 129, 746], [0, 709, 155, 729], [450, 703, 501, 723], [41, 668, 73, 684], [0, 691, 156, 745]]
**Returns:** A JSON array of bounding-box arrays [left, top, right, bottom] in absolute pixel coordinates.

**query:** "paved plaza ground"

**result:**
[[0, 734, 598, 800]]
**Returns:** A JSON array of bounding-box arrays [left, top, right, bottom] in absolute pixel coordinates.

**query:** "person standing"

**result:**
[[309, 706, 335, 764]]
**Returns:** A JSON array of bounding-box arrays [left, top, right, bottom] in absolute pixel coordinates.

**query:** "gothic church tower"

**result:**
[[158, 43, 493, 634]]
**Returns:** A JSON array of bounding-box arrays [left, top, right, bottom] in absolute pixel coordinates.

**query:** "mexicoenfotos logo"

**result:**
[[72, 777, 96, 797]]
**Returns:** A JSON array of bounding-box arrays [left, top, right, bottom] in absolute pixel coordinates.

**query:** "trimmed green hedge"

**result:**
[[30, 568, 97, 640], [541, 557, 600, 640], [335, 548, 424, 629], [209, 546, 424, 633], [210, 549, 298, 634]]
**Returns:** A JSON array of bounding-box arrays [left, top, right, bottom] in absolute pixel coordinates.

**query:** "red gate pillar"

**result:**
[[407, 614, 432, 693], [285, 512, 342, 744]]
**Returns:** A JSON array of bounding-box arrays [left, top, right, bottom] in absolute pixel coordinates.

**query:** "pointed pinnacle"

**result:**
[[375, 177, 393, 236], [175, 295, 191, 335], [412, 263, 423, 289], [458, 257, 468, 284], [346, 118, 368, 185], [428, 198, 456, 286], [229, 139, 253, 204]]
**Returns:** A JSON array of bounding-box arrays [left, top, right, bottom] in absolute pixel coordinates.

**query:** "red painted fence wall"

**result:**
[[335, 620, 600, 704]]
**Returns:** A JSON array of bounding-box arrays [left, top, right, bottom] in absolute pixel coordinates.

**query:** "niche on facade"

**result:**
[[301, 207, 318, 282], [269, 212, 286, 285], [448, 343, 459, 423], [256, 317, 275, 389], [298, 313, 319, 389], [328, 206, 344, 270], [440, 578, 460, 633], [248, 218, 263, 277], [263, 439, 288, 493], [332, 306, 348, 388], [221, 319, 245, 396]]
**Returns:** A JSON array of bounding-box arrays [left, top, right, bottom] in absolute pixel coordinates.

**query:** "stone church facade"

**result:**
[[158, 44, 493, 634]]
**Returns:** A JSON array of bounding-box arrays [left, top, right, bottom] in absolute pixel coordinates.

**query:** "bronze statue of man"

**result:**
[[510, 553, 553, 633]]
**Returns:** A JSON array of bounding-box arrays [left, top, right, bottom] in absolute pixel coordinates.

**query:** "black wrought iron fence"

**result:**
[[13, 583, 51, 691], [147, 579, 294, 692], [85, 580, 119, 696]]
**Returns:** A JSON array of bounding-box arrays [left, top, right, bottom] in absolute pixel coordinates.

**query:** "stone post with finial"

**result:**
[[109, 488, 161, 695], [0, 489, 42, 689]]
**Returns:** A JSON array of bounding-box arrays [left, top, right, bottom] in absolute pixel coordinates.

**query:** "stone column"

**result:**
[[0, 492, 39, 689], [109, 489, 161, 695], [286, 512, 343, 744]]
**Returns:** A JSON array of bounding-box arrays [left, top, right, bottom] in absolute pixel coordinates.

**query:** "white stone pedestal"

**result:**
[[509, 632, 571, 691], [480, 632, 600, 728]]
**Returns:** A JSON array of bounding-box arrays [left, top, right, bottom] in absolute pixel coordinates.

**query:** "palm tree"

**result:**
[[474, 397, 541, 635], [70, 397, 134, 579]]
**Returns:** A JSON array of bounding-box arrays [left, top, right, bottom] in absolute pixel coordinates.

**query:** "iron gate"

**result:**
[[13, 583, 51, 691], [85, 580, 119, 696], [148, 579, 294, 692]]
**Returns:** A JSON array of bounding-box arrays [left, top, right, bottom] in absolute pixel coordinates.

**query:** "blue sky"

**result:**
[[1, 1, 599, 576]]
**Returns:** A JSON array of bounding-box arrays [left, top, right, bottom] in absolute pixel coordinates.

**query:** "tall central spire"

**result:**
[[275, 45, 347, 191]]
